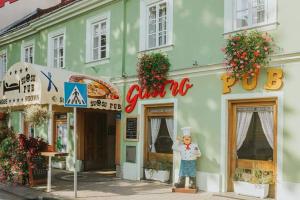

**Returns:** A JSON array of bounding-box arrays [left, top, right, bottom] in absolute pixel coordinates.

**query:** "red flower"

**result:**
[[254, 50, 260, 57]]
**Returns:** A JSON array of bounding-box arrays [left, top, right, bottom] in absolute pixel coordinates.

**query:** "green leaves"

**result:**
[[137, 53, 170, 92]]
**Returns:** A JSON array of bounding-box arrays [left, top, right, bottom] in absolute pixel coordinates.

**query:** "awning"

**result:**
[[0, 62, 121, 111]]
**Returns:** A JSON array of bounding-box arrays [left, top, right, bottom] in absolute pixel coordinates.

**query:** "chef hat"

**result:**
[[181, 127, 191, 137]]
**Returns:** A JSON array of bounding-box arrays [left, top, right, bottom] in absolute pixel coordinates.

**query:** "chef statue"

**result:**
[[172, 127, 201, 189]]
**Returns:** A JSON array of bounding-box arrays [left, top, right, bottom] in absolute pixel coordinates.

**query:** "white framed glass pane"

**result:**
[[54, 48, 58, 59], [100, 22, 106, 34], [237, 0, 248, 11], [93, 36, 99, 49], [60, 57, 64, 68], [236, 10, 249, 28], [93, 24, 99, 36], [59, 36, 64, 48], [148, 34, 156, 48], [54, 38, 58, 49], [252, 0, 265, 24], [159, 3, 167, 18], [93, 49, 99, 60], [100, 35, 106, 47], [53, 58, 58, 68]]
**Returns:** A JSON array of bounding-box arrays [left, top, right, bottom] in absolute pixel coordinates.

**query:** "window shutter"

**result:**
[[267, 0, 277, 24], [224, 0, 234, 33]]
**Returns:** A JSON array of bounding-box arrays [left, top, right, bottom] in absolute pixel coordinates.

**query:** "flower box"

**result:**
[[144, 169, 170, 183], [233, 181, 269, 199], [52, 161, 66, 169]]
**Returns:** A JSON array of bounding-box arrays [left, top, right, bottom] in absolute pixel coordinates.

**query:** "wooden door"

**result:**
[[228, 99, 277, 198], [84, 112, 107, 171]]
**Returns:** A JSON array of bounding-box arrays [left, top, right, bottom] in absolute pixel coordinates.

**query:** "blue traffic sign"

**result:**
[[64, 82, 88, 108]]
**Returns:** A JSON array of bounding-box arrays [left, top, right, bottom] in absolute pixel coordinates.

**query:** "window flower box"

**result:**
[[144, 159, 172, 183], [233, 181, 269, 198], [144, 169, 170, 183], [233, 168, 273, 199]]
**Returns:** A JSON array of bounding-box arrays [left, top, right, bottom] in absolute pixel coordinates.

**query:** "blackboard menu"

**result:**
[[126, 118, 138, 140]]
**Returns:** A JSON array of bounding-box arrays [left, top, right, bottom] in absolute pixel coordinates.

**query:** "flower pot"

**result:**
[[233, 181, 269, 198], [52, 161, 66, 169], [144, 169, 170, 183]]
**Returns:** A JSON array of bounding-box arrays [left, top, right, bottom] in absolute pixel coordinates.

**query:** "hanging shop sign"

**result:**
[[0, 0, 18, 8], [0, 62, 122, 111], [125, 78, 193, 113], [221, 67, 283, 94]]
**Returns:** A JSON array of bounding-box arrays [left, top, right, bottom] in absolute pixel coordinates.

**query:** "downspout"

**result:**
[[119, 0, 127, 172]]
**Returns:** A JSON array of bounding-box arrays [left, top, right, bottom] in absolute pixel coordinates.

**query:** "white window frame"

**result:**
[[140, 0, 173, 52], [86, 12, 110, 64], [0, 49, 7, 80], [21, 40, 35, 64], [224, 0, 277, 34], [48, 28, 66, 69]]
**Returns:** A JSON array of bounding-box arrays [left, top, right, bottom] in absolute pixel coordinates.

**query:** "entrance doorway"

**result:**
[[228, 99, 277, 198], [84, 111, 116, 171], [143, 104, 174, 181]]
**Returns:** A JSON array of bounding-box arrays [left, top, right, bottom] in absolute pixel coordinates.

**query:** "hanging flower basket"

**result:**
[[137, 53, 170, 92], [222, 31, 273, 80], [24, 105, 49, 127]]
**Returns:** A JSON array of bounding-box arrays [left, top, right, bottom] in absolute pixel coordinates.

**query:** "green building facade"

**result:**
[[0, 0, 300, 199]]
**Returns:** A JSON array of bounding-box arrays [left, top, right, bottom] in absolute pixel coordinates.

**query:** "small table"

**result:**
[[41, 152, 68, 192]]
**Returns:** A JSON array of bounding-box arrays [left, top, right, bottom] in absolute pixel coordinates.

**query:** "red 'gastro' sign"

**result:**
[[0, 0, 18, 8], [125, 78, 193, 113]]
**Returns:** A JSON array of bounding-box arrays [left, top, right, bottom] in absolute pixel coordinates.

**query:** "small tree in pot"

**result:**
[[144, 159, 172, 183]]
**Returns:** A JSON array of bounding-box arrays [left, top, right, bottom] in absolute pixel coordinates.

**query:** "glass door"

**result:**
[[228, 99, 277, 198]]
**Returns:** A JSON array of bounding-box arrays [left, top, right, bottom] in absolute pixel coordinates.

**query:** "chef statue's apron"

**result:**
[[172, 127, 201, 189]]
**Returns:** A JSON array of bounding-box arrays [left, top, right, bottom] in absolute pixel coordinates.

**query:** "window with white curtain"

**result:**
[[224, 0, 277, 33], [0, 50, 7, 80], [140, 0, 173, 51], [236, 107, 274, 161], [146, 106, 174, 154]]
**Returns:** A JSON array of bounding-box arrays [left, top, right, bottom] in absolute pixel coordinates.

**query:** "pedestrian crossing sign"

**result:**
[[64, 82, 88, 108]]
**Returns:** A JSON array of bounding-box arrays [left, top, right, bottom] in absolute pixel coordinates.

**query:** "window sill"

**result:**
[[85, 57, 110, 67], [138, 44, 174, 55], [223, 22, 279, 37]]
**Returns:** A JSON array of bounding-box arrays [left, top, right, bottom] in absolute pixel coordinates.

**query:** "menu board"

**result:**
[[126, 118, 137, 140]]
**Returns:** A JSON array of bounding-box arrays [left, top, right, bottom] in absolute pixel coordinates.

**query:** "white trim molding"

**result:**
[[47, 27, 66, 69], [21, 39, 35, 64], [85, 11, 111, 65], [220, 92, 284, 196], [139, 0, 174, 52]]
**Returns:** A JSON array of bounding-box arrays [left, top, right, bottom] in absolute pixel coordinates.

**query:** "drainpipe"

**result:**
[[121, 0, 127, 114]]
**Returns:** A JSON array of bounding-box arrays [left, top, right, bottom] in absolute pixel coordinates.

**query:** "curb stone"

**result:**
[[0, 183, 73, 200]]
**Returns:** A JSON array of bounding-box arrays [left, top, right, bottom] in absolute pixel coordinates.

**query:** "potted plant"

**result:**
[[24, 105, 49, 127], [222, 31, 273, 80], [137, 53, 170, 92], [144, 159, 172, 183], [233, 168, 273, 198]]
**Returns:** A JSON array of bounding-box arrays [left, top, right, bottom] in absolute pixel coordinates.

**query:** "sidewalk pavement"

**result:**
[[0, 170, 273, 200]]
